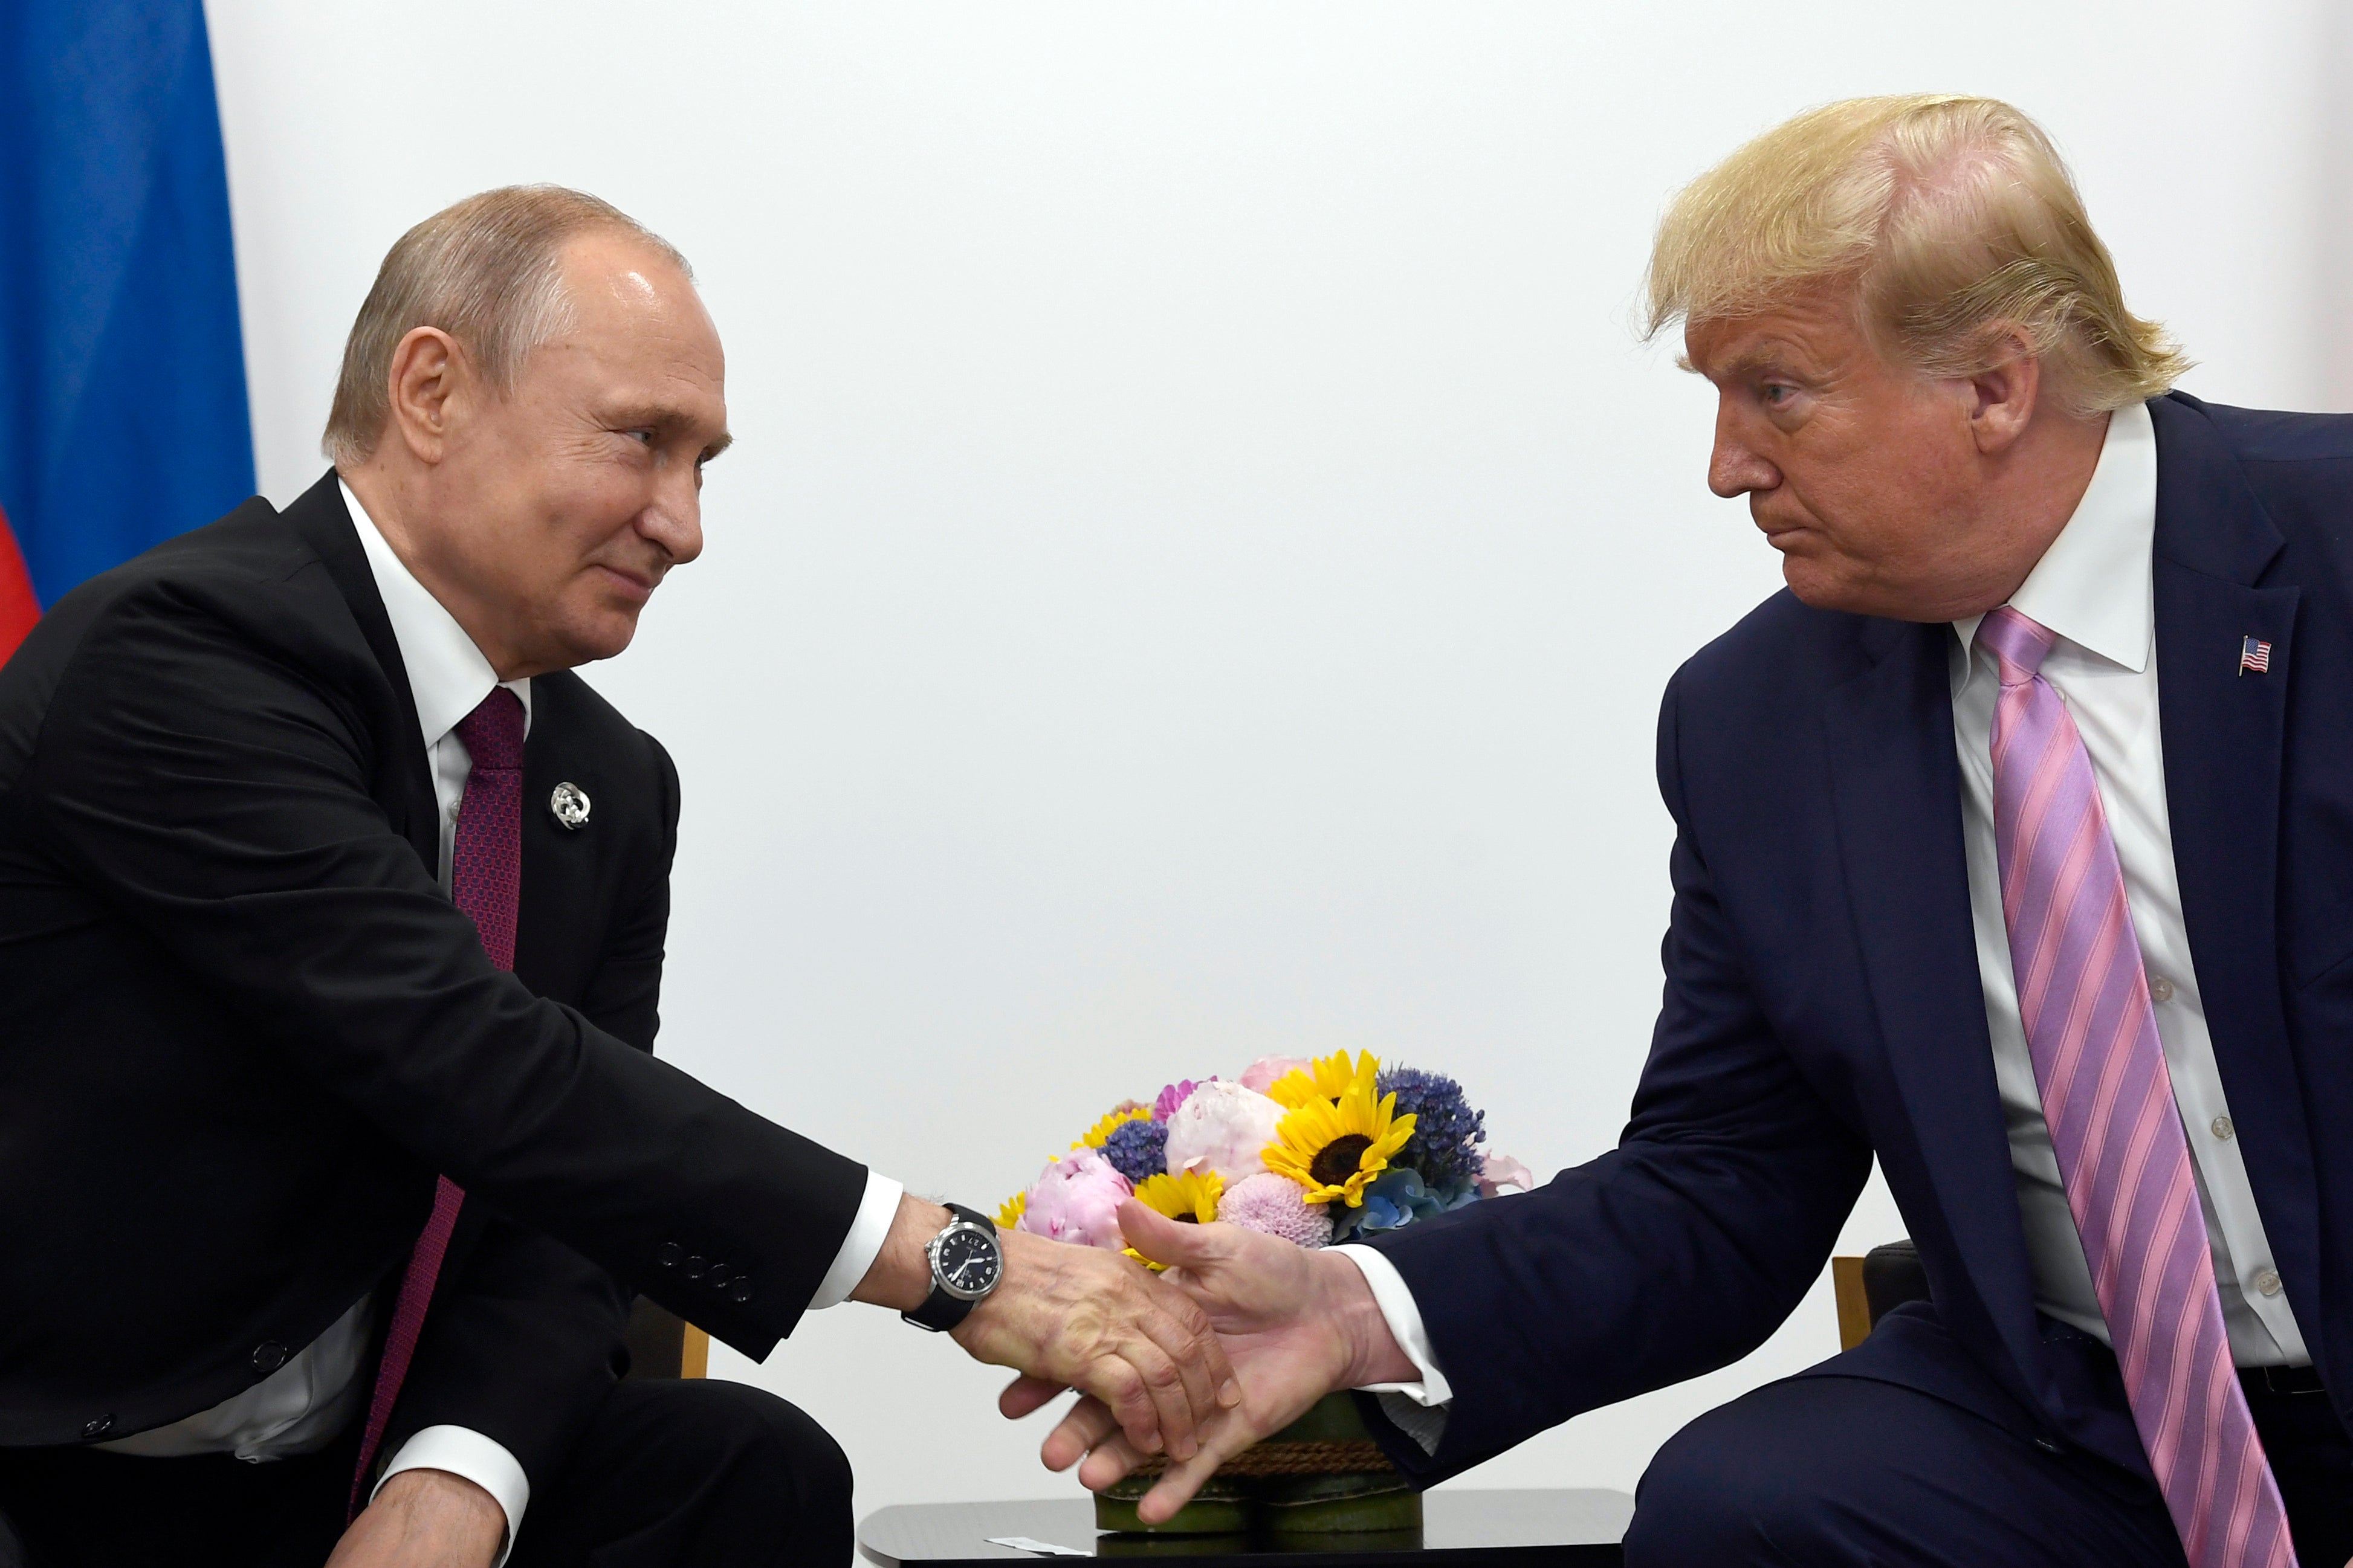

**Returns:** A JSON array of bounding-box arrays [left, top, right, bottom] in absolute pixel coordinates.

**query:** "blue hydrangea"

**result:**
[[1377, 1065, 1487, 1189], [1101, 1117, 1168, 1186], [1329, 1166, 1480, 1242]]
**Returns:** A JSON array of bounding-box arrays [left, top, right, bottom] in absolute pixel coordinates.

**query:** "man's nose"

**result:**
[[640, 471, 705, 566], [1708, 416, 1778, 499]]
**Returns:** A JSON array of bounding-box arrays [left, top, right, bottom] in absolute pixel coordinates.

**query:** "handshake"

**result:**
[[856, 1056, 1523, 1524]]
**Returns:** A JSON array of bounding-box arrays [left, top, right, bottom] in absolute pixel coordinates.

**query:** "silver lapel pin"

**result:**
[[549, 781, 592, 830]]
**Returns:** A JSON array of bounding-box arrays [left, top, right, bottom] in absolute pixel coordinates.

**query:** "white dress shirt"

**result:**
[[1354, 398, 2310, 1433], [99, 481, 904, 1559]]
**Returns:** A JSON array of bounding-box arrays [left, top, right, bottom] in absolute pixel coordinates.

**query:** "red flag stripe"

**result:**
[[0, 506, 39, 666]]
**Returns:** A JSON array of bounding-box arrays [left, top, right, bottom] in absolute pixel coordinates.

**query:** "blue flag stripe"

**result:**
[[0, 0, 255, 607]]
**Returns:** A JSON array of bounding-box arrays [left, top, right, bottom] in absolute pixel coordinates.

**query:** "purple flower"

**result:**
[[1101, 1117, 1170, 1184], [1376, 1065, 1486, 1189]]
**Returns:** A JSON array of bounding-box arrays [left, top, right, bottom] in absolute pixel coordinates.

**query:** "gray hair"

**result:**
[[322, 184, 693, 466]]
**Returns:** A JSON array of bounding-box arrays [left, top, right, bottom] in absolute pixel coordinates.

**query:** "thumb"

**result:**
[[1118, 1199, 1224, 1271]]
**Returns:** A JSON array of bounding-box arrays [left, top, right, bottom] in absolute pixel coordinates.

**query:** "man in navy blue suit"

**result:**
[[1019, 95, 2353, 1567]]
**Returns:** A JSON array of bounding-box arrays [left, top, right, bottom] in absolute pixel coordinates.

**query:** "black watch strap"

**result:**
[[902, 1204, 1000, 1334]]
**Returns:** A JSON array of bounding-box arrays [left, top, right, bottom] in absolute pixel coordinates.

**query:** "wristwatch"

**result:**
[[902, 1204, 1005, 1332]]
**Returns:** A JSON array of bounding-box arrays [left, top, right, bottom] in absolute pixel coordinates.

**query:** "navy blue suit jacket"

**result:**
[[1367, 392, 2353, 1483]]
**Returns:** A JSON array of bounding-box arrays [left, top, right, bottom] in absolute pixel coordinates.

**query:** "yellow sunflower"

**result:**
[[1073, 1103, 1153, 1150], [1123, 1169, 1224, 1270], [997, 1190, 1028, 1230], [1261, 1072, 1415, 1206], [1267, 1049, 1380, 1110]]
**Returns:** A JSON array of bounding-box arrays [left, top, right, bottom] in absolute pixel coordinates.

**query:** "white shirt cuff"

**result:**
[[808, 1170, 904, 1310], [1330, 1244, 1452, 1407], [375, 1425, 529, 1568]]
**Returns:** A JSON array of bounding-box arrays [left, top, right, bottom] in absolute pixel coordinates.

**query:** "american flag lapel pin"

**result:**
[[2239, 636, 2273, 676]]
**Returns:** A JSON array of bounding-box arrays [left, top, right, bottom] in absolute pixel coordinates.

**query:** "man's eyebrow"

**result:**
[[1686, 340, 1810, 382], [701, 431, 734, 462]]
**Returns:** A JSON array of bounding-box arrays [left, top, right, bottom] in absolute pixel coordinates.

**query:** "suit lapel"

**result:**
[[283, 471, 439, 874], [516, 672, 603, 998], [1821, 618, 2048, 1384], [2146, 394, 2318, 1305]]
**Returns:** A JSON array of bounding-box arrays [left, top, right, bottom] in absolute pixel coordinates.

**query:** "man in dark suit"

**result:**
[[0, 186, 1233, 1568], [1039, 96, 2353, 1568]]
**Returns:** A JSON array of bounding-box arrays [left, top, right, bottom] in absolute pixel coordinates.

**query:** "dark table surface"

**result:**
[[858, 1489, 1633, 1567]]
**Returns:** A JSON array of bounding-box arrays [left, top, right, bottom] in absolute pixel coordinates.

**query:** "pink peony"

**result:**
[[1220, 1172, 1333, 1248], [1018, 1147, 1133, 1250], [1163, 1080, 1287, 1182], [1237, 1056, 1312, 1095], [1478, 1153, 1536, 1198], [1153, 1079, 1214, 1123]]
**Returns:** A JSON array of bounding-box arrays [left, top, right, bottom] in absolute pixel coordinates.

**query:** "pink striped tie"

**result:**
[[348, 688, 526, 1516], [1982, 607, 2293, 1568]]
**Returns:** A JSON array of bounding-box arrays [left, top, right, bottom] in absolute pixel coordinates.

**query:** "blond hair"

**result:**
[[322, 185, 691, 465], [1645, 94, 2189, 413]]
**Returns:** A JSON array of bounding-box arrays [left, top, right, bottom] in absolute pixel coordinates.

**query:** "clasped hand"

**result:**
[[1002, 1200, 1414, 1526]]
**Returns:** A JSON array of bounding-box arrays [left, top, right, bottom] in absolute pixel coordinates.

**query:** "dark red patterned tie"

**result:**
[[349, 687, 525, 1515]]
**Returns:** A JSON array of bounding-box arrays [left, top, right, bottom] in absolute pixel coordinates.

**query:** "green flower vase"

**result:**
[[1093, 1392, 1422, 1536]]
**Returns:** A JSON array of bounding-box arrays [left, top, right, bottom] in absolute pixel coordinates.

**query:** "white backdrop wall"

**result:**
[[203, 0, 2346, 1527]]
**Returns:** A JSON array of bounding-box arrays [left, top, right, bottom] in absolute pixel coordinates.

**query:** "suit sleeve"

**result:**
[[378, 734, 686, 1492], [24, 581, 864, 1359], [1359, 669, 1873, 1482]]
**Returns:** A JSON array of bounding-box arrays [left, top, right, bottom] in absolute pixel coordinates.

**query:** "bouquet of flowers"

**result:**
[[1000, 1048, 1532, 1262]]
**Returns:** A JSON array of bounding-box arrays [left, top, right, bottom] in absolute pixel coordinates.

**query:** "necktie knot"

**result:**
[[1978, 604, 2059, 686], [453, 687, 525, 772]]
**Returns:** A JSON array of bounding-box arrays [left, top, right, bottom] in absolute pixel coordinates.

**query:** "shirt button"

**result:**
[[251, 1341, 288, 1373], [684, 1254, 708, 1280], [2148, 976, 2175, 1003], [730, 1277, 755, 1305], [2256, 1269, 2284, 1297], [655, 1242, 683, 1270], [80, 1415, 114, 1439], [2211, 1116, 2235, 1141]]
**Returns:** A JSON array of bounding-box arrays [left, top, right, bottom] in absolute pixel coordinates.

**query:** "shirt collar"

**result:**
[[340, 478, 531, 750], [1951, 397, 2157, 673]]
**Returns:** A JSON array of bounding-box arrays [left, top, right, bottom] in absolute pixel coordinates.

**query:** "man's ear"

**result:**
[[1963, 325, 2042, 456], [383, 326, 469, 466]]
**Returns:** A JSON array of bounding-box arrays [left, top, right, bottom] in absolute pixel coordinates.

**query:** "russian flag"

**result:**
[[0, 0, 255, 665]]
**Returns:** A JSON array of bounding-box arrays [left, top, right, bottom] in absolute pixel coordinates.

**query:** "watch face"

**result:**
[[936, 1225, 1002, 1299]]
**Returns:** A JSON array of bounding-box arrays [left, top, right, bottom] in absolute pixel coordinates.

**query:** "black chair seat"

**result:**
[[1861, 1239, 1930, 1326]]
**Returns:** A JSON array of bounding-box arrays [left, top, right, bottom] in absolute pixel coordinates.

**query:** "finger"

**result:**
[[1133, 1275, 1241, 1414], [999, 1373, 1068, 1421], [1116, 1336, 1201, 1462], [1081, 1350, 1167, 1457], [1041, 1396, 1122, 1472], [1077, 1430, 1150, 1493], [1125, 1282, 1232, 1428], [1136, 1413, 1263, 1524]]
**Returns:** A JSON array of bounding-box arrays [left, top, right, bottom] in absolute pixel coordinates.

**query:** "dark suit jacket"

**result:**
[[0, 474, 867, 1479], [1365, 392, 2353, 1483]]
